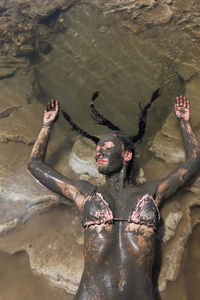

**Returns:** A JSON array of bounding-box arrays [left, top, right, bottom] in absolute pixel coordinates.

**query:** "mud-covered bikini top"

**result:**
[[82, 192, 160, 230]]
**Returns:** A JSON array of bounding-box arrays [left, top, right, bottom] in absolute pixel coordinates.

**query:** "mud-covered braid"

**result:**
[[90, 92, 120, 131], [90, 89, 160, 143], [61, 109, 99, 144], [131, 88, 160, 143], [61, 88, 160, 146]]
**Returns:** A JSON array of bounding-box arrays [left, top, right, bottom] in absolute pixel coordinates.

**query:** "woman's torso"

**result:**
[[75, 183, 159, 300]]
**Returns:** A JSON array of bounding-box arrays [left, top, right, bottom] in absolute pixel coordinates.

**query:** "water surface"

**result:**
[[0, 2, 200, 300]]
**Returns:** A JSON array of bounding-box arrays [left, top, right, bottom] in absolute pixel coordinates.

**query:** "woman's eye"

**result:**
[[106, 149, 113, 153]]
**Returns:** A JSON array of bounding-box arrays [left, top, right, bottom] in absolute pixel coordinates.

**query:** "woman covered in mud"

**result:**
[[28, 93, 200, 300]]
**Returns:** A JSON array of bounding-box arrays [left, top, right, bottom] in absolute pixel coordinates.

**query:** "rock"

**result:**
[[69, 138, 106, 186], [15, 44, 35, 57], [142, 3, 173, 26], [0, 205, 84, 294], [83, 0, 172, 26], [161, 0, 173, 4], [0, 56, 29, 79], [159, 211, 183, 243], [149, 133, 185, 164], [0, 0, 77, 59], [0, 67, 18, 79], [0, 68, 44, 145], [86, 0, 158, 13], [0, 104, 44, 145], [0, 164, 63, 233], [157, 193, 200, 292], [149, 110, 187, 164], [35, 40, 52, 55]]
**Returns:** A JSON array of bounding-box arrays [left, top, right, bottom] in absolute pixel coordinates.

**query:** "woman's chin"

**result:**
[[98, 165, 108, 175]]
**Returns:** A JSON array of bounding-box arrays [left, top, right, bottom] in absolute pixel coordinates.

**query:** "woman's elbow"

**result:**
[[27, 157, 39, 174]]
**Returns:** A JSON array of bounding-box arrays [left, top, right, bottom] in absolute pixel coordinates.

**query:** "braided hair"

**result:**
[[62, 88, 160, 147]]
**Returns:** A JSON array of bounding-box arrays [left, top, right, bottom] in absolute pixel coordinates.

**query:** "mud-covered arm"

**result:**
[[28, 100, 95, 211], [155, 96, 200, 205]]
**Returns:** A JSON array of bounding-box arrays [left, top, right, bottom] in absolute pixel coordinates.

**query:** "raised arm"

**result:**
[[28, 100, 95, 211], [155, 96, 200, 206]]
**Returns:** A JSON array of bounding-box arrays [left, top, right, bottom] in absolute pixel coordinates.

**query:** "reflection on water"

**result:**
[[0, 250, 73, 300]]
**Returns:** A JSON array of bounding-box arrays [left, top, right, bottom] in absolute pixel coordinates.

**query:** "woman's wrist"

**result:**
[[42, 121, 53, 128], [179, 118, 189, 124]]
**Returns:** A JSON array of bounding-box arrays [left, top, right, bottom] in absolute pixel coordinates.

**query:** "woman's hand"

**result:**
[[174, 95, 190, 122], [43, 99, 59, 127]]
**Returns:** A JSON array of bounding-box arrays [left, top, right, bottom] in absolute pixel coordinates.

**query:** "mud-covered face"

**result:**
[[95, 133, 125, 175]]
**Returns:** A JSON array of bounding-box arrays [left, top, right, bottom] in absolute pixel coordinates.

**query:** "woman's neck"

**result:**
[[107, 165, 128, 190]]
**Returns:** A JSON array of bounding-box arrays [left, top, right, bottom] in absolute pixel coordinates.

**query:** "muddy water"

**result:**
[[33, 4, 184, 151], [0, 2, 200, 300], [160, 225, 200, 300], [0, 250, 73, 300]]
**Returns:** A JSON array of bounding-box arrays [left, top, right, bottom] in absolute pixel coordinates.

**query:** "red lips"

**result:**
[[97, 159, 108, 165]]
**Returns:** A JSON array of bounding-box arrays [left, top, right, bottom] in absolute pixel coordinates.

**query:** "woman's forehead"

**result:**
[[98, 133, 121, 145]]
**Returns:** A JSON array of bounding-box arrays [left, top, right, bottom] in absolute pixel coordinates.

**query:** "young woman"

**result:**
[[28, 95, 200, 300]]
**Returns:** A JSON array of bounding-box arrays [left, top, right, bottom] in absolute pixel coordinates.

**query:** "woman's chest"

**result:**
[[82, 187, 160, 230], [84, 221, 155, 267]]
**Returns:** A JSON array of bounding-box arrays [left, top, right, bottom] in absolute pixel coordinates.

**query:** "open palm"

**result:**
[[43, 100, 59, 126], [174, 96, 190, 122]]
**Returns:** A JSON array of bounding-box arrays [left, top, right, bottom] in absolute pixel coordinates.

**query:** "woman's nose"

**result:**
[[95, 149, 104, 161], [96, 152, 103, 158]]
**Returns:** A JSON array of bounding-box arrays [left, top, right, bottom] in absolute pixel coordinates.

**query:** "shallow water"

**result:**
[[0, 1, 200, 299], [33, 4, 184, 151], [0, 250, 73, 300], [160, 224, 200, 300]]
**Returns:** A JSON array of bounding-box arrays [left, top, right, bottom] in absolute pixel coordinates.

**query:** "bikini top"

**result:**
[[82, 192, 160, 230]]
